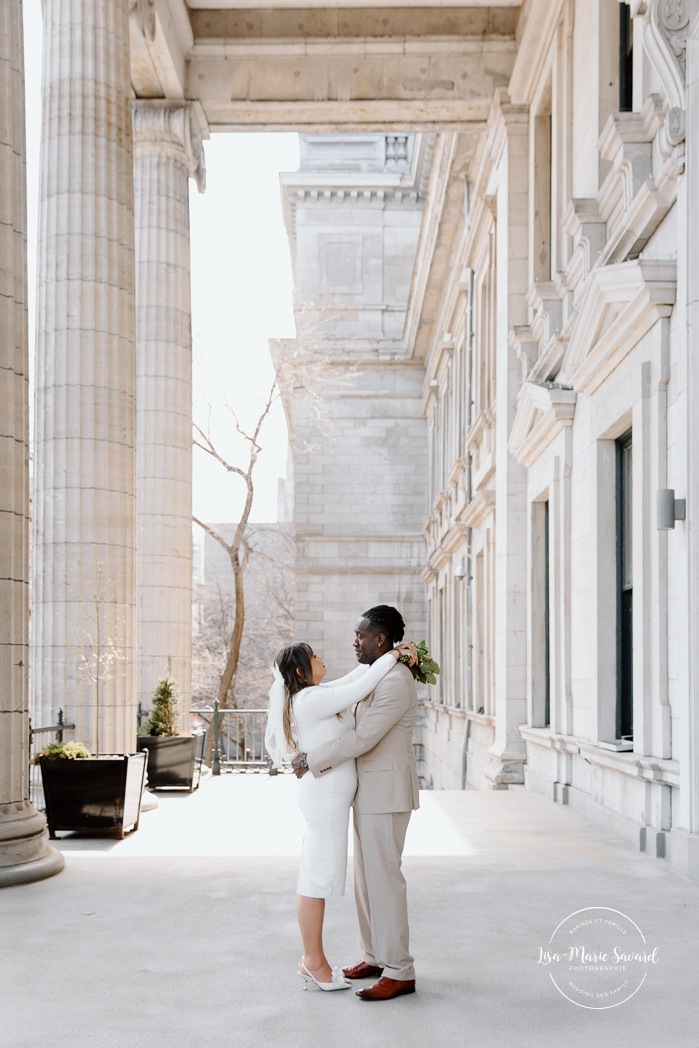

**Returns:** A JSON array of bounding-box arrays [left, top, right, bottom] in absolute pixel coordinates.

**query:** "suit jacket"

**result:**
[[306, 661, 420, 814]]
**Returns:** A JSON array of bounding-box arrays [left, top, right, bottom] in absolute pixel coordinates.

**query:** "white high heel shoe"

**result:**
[[298, 962, 351, 991]]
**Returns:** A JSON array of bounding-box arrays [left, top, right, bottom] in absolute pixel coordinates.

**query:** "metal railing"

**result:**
[[191, 703, 273, 774], [28, 709, 76, 812]]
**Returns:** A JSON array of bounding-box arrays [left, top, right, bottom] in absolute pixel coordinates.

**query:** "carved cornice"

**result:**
[[133, 102, 209, 192], [594, 94, 682, 262]]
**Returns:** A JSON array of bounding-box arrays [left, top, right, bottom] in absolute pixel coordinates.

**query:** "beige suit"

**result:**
[[307, 661, 419, 980]]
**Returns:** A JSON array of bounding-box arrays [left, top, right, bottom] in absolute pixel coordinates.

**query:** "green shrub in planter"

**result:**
[[137, 677, 206, 791], [34, 741, 92, 762], [142, 677, 179, 736]]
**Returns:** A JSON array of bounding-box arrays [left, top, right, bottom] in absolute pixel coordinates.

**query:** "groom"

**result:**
[[293, 604, 419, 1001]]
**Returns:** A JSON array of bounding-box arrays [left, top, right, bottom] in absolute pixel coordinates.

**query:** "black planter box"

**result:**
[[39, 751, 148, 839], [136, 731, 206, 791]]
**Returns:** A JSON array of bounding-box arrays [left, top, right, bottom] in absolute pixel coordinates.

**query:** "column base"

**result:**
[[0, 804, 65, 888], [484, 744, 526, 789]]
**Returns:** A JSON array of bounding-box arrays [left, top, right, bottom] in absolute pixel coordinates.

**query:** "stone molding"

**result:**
[[508, 381, 576, 469], [294, 186, 418, 204], [459, 488, 496, 530], [133, 101, 209, 192], [596, 95, 683, 263], [559, 258, 676, 394], [520, 726, 680, 787], [508, 0, 567, 104], [562, 198, 607, 285]]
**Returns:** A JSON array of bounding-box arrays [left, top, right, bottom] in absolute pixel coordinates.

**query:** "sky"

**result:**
[[22, 1, 298, 526]]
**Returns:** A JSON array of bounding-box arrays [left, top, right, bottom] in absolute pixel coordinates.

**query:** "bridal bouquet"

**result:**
[[398, 640, 440, 685]]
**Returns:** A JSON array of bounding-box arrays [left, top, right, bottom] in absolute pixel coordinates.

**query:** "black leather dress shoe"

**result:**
[[356, 977, 416, 1001], [342, 960, 383, 980]]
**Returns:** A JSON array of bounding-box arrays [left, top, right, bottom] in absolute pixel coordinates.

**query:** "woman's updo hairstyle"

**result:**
[[274, 642, 314, 750]]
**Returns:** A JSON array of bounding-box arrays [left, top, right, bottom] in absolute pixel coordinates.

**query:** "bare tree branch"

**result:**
[[192, 380, 280, 709]]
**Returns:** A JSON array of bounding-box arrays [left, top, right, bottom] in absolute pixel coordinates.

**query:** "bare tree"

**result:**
[[192, 524, 294, 708], [192, 381, 277, 709]]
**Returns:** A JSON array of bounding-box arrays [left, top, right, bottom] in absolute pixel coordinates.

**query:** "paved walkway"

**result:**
[[2, 774, 697, 1048]]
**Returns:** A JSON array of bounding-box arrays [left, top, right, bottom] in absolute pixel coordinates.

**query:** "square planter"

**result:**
[[136, 731, 207, 791], [39, 751, 148, 839]]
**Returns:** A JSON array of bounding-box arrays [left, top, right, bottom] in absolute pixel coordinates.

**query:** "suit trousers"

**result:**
[[352, 809, 415, 981]]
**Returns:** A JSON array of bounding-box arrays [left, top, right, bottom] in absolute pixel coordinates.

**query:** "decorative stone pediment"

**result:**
[[459, 489, 496, 529], [558, 259, 676, 395], [509, 382, 576, 468]]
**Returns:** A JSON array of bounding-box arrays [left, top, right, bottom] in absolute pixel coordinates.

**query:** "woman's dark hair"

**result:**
[[361, 605, 406, 644], [274, 642, 314, 749]]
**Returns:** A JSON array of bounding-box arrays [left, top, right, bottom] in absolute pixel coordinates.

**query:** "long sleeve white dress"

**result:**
[[293, 651, 398, 899]]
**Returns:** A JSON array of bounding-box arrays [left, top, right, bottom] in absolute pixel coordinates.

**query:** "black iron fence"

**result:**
[[190, 703, 273, 774], [29, 709, 76, 811]]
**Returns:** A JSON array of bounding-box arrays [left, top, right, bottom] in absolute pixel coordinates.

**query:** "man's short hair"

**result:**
[[361, 605, 406, 644]]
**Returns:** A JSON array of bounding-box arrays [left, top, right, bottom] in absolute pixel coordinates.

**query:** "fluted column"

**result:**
[[32, 0, 136, 753], [133, 102, 207, 722], [0, 0, 64, 886]]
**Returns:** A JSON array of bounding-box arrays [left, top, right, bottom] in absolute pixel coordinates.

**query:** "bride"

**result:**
[[265, 639, 416, 991]]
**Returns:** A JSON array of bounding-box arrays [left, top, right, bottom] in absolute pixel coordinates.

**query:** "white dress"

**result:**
[[293, 651, 398, 899]]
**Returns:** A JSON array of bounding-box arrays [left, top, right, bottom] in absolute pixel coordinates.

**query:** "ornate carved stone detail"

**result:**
[[643, 0, 699, 152], [129, 0, 156, 42], [133, 102, 209, 192]]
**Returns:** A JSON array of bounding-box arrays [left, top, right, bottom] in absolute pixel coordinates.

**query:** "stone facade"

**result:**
[[278, 2, 699, 881], [3, 0, 699, 887], [412, 0, 699, 881], [274, 134, 430, 678]]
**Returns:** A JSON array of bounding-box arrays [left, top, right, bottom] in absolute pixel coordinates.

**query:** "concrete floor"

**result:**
[[1, 773, 697, 1048]]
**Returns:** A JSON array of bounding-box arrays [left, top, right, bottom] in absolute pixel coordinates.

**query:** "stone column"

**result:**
[[486, 100, 530, 788], [32, 0, 136, 753], [133, 102, 207, 722], [0, 0, 63, 886]]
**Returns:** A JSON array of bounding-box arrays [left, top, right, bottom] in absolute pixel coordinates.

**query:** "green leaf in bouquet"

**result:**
[[402, 639, 440, 685]]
